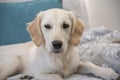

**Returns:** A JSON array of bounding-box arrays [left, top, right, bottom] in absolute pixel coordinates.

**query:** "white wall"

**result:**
[[63, 0, 89, 30], [85, 0, 120, 31]]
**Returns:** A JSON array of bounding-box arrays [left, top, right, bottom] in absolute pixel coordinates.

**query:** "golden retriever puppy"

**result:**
[[0, 9, 119, 80]]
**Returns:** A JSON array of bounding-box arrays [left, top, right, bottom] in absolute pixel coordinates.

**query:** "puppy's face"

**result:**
[[41, 10, 72, 53], [27, 9, 84, 54]]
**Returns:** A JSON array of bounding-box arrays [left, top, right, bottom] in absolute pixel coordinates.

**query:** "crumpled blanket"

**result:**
[[7, 27, 120, 80], [79, 26, 120, 74]]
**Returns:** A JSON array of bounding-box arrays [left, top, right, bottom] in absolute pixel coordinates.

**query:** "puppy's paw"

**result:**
[[7, 74, 34, 80], [20, 75, 34, 80], [94, 68, 119, 80]]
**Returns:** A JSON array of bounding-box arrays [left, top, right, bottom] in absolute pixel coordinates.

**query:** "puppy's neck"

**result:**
[[35, 45, 78, 77], [49, 46, 77, 76]]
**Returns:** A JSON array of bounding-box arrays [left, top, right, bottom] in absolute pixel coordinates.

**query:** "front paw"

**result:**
[[95, 68, 119, 80], [7, 74, 34, 80], [20, 75, 34, 80]]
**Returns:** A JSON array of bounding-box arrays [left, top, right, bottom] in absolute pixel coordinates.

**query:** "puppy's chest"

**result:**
[[28, 54, 57, 74], [52, 56, 79, 77], [29, 55, 78, 77]]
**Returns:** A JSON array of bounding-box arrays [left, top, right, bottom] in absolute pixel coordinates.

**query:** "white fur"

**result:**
[[0, 9, 119, 80]]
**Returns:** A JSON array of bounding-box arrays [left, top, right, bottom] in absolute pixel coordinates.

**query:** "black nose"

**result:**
[[52, 40, 62, 50]]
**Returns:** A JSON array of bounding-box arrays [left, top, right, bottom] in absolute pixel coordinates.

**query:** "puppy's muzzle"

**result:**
[[52, 40, 63, 53]]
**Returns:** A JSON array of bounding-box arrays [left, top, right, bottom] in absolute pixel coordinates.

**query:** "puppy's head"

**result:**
[[27, 9, 84, 54]]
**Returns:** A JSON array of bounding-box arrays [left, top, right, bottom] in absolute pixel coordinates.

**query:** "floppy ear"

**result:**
[[27, 12, 44, 47], [69, 12, 84, 46]]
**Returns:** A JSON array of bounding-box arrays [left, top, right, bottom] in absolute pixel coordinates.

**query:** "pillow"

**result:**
[[0, 0, 62, 46]]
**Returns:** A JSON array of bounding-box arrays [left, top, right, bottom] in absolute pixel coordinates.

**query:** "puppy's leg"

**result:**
[[0, 57, 22, 80], [78, 61, 119, 80], [15, 74, 63, 80], [33, 74, 64, 80]]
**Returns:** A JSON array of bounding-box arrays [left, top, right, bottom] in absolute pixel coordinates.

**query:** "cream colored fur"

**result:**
[[0, 9, 119, 80]]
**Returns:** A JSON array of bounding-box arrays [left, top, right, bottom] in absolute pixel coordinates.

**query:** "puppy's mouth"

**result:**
[[53, 49, 62, 53]]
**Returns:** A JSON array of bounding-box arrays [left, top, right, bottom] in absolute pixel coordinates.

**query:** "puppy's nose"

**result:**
[[52, 40, 62, 50]]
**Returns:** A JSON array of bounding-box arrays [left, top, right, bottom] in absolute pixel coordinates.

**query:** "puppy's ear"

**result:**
[[69, 12, 84, 46], [27, 12, 44, 47]]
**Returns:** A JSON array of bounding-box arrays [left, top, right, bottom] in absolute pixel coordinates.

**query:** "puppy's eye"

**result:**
[[44, 24, 51, 29], [63, 23, 69, 29]]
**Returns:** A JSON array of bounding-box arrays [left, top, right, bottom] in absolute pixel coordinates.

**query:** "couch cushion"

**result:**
[[0, 0, 62, 45]]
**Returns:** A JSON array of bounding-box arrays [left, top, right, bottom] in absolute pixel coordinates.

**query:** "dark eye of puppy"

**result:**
[[63, 23, 69, 29], [44, 24, 51, 29]]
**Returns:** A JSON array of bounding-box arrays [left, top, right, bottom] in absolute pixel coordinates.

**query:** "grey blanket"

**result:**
[[8, 27, 120, 80], [79, 27, 120, 74]]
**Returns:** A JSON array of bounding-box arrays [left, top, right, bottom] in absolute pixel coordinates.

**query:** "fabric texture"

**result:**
[[79, 26, 120, 75], [0, 0, 62, 45]]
